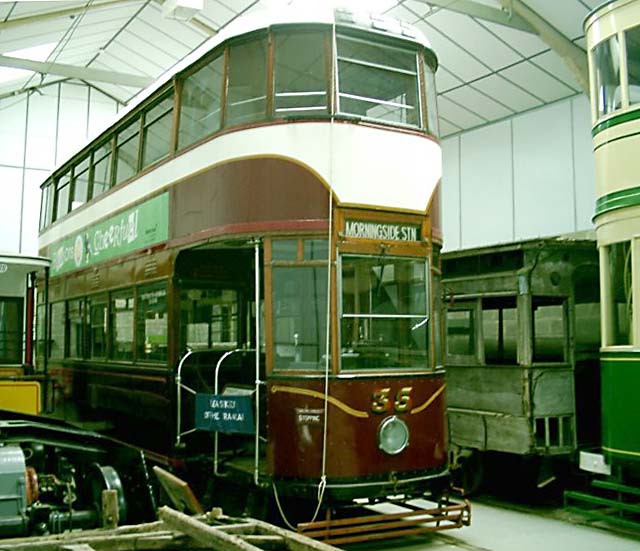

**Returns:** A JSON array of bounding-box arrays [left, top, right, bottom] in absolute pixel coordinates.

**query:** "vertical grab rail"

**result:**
[[175, 348, 195, 448], [253, 240, 262, 487], [213, 348, 254, 476]]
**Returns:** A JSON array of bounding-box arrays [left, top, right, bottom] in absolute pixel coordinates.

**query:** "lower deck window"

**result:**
[[340, 255, 428, 370], [482, 296, 517, 364], [0, 297, 23, 363], [533, 297, 566, 362], [111, 290, 134, 361], [180, 288, 239, 350], [606, 240, 632, 346], [137, 284, 168, 361]]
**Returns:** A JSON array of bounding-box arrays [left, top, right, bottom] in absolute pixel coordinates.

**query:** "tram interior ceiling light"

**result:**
[[162, 0, 203, 21]]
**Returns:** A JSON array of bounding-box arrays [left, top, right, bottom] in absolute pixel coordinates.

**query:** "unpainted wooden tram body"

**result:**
[[35, 6, 468, 537]]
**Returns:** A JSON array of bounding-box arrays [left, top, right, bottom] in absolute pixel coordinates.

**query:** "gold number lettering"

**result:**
[[394, 386, 413, 413], [371, 388, 391, 414]]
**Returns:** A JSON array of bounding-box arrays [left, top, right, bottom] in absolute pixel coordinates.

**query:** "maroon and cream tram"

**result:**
[[36, 6, 468, 541]]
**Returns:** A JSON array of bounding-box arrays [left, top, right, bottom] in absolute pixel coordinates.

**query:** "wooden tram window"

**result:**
[[67, 299, 85, 359], [54, 172, 71, 222], [0, 297, 23, 363], [178, 53, 224, 149], [446, 308, 475, 358], [110, 289, 134, 361], [532, 297, 566, 363], [137, 283, 168, 362], [71, 156, 90, 211], [142, 92, 174, 169], [180, 288, 239, 351], [91, 140, 113, 199], [481, 296, 517, 365], [273, 30, 328, 117], [226, 37, 268, 127], [88, 295, 108, 359]]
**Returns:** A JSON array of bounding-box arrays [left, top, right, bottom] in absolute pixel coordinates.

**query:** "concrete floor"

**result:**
[[344, 498, 640, 551]]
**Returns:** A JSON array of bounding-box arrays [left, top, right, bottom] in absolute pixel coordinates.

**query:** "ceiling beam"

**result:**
[[0, 0, 136, 31], [0, 55, 152, 87], [498, 0, 589, 94], [423, 0, 536, 34]]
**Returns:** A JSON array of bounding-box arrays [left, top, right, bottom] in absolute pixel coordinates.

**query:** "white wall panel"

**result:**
[[0, 97, 26, 167], [0, 166, 23, 251], [513, 101, 575, 239], [88, 88, 118, 140], [459, 121, 513, 248], [441, 136, 460, 251], [25, 87, 58, 169], [572, 96, 596, 230]]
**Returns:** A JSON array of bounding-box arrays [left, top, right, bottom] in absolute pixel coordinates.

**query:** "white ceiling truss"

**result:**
[[0, 0, 599, 137]]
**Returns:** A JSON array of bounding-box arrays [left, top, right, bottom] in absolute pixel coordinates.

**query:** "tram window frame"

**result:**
[[71, 155, 90, 212], [178, 51, 225, 149], [270, 237, 329, 372], [91, 140, 113, 199], [114, 116, 142, 187], [0, 297, 23, 364], [49, 301, 66, 360], [446, 301, 479, 364], [225, 34, 269, 128], [137, 282, 168, 362], [603, 240, 633, 347], [141, 90, 175, 170], [625, 25, 640, 107], [339, 254, 430, 371], [532, 296, 568, 363], [110, 288, 135, 362], [54, 171, 71, 222], [273, 29, 329, 118], [423, 57, 439, 136], [67, 298, 85, 359], [335, 32, 421, 128], [481, 296, 518, 365], [36, 302, 46, 365], [88, 294, 108, 359], [40, 183, 53, 230]]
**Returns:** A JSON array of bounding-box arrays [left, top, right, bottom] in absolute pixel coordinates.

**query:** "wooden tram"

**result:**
[[564, 0, 640, 528], [0, 253, 49, 415], [442, 238, 601, 493], [35, 6, 469, 541]]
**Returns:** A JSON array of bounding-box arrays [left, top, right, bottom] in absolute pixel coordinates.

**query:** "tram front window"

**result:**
[[180, 289, 239, 351], [340, 256, 428, 370]]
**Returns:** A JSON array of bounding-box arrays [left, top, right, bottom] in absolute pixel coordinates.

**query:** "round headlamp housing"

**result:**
[[377, 416, 409, 455]]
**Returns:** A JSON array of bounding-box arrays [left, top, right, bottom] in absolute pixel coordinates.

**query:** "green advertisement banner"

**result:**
[[50, 192, 169, 276]]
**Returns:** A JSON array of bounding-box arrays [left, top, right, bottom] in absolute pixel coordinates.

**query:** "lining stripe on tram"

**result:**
[[411, 384, 445, 415], [270, 385, 369, 418], [602, 446, 640, 458]]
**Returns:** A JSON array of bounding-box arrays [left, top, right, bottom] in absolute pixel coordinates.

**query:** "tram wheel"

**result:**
[[454, 451, 484, 496]]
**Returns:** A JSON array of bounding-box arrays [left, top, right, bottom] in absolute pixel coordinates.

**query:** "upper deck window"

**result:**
[[179, 53, 224, 148], [115, 118, 140, 186], [274, 31, 328, 117], [593, 35, 620, 117], [142, 92, 174, 169], [336, 34, 420, 127], [92, 141, 113, 199], [424, 60, 439, 136], [626, 25, 640, 107], [54, 171, 71, 222], [71, 155, 90, 211], [226, 38, 268, 127]]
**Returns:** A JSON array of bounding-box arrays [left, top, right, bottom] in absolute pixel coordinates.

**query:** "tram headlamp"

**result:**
[[377, 416, 409, 455]]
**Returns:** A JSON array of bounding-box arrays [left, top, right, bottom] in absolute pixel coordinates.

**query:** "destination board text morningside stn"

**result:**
[[344, 220, 420, 242]]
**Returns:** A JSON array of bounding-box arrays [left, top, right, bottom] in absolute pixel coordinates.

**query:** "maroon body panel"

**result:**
[[266, 374, 446, 480]]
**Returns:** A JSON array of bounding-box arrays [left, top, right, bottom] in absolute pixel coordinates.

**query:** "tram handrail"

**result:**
[[213, 348, 255, 476]]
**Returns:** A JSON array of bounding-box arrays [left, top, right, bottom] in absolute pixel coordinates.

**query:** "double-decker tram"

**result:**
[[37, 6, 470, 541], [565, 0, 640, 529], [0, 253, 49, 415]]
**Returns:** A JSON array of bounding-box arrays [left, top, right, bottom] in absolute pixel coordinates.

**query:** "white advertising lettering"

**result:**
[[345, 220, 419, 242]]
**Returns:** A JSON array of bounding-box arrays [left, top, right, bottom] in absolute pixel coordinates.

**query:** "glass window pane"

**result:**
[[180, 288, 239, 351], [111, 289, 134, 361], [40, 183, 53, 230], [55, 172, 71, 221], [625, 25, 640, 106], [303, 239, 328, 260], [340, 255, 428, 370], [72, 156, 90, 211], [137, 283, 168, 362], [36, 303, 46, 366], [226, 38, 267, 126], [273, 266, 327, 370], [0, 297, 22, 363], [92, 142, 112, 199], [68, 298, 84, 358], [594, 35, 621, 117], [49, 301, 65, 360], [115, 119, 140, 185], [272, 239, 298, 261], [88, 295, 108, 358], [142, 94, 174, 168], [337, 34, 419, 126], [179, 54, 223, 148], [608, 241, 632, 345], [274, 31, 328, 116]]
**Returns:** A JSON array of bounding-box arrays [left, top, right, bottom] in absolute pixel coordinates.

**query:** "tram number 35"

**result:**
[[371, 387, 412, 414]]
